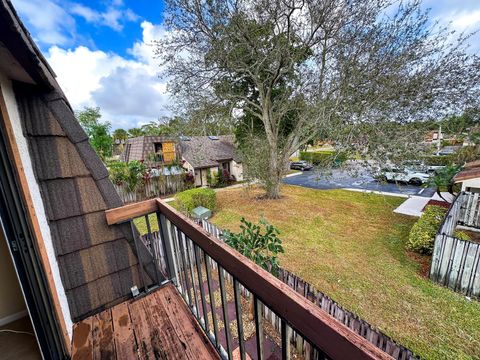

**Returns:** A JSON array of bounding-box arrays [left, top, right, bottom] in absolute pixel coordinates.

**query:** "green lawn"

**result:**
[[208, 185, 480, 360]]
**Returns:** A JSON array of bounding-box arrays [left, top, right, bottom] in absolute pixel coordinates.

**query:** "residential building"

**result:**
[[0, 1, 392, 359], [122, 135, 178, 164], [454, 160, 480, 192], [180, 135, 243, 186]]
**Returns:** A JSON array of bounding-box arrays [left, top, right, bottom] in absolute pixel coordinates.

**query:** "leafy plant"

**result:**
[[425, 165, 461, 201], [454, 231, 471, 241], [407, 205, 447, 255], [108, 161, 128, 185], [175, 188, 216, 213], [125, 161, 147, 192], [223, 217, 284, 275]]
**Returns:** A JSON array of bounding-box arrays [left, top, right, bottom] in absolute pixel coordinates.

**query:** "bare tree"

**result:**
[[156, 0, 480, 198]]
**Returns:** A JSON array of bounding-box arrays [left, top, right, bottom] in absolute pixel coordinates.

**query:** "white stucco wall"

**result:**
[[231, 160, 244, 181], [461, 178, 480, 192], [0, 74, 73, 339]]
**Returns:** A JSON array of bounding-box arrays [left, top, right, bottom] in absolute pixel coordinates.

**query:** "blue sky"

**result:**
[[11, 0, 480, 130]]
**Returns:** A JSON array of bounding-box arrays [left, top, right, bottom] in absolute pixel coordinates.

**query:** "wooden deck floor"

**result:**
[[71, 283, 220, 360]]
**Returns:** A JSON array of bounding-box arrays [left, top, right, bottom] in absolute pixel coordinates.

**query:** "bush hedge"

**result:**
[[407, 205, 447, 255], [299, 151, 348, 166], [175, 188, 216, 214], [421, 155, 455, 166]]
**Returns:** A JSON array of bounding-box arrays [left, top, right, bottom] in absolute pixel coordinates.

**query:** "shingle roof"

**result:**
[[14, 84, 153, 320], [122, 136, 177, 162], [180, 135, 241, 168], [454, 161, 480, 182]]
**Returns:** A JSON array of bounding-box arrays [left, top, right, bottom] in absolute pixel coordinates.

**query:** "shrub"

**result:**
[[175, 188, 216, 213], [454, 231, 471, 241], [407, 205, 447, 254], [421, 155, 455, 166], [299, 150, 347, 167], [223, 217, 284, 275], [108, 161, 128, 185]]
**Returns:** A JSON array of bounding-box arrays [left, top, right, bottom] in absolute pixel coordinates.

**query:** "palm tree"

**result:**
[[426, 165, 461, 202]]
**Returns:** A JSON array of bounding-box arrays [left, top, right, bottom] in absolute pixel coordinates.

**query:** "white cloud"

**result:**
[[13, 0, 139, 46], [451, 10, 480, 32], [70, 1, 139, 32], [46, 22, 170, 129], [12, 0, 77, 46]]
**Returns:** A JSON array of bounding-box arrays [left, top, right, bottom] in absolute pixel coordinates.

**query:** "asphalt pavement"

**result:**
[[283, 165, 436, 198]]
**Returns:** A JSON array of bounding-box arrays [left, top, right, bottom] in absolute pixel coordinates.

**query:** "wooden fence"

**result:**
[[199, 219, 418, 360], [114, 174, 186, 203], [430, 192, 480, 298]]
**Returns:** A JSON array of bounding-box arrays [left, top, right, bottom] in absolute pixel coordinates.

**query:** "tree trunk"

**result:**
[[264, 148, 288, 199]]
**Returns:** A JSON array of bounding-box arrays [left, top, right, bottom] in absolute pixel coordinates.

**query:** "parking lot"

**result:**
[[283, 164, 437, 198]]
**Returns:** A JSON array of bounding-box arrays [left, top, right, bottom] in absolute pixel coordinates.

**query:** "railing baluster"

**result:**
[[254, 296, 264, 360], [145, 214, 161, 285], [172, 224, 189, 302], [158, 213, 178, 284], [194, 244, 210, 333], [130, 220, 146, 292], [218, 266, 233, 359], [204, 252, 220, 348], [177, 228, 194, 307], [281, 319, 291, 360], [185, 237, 201, 317], [233, 279, 246, 360]]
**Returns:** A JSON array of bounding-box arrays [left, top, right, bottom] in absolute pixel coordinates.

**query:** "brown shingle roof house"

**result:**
[[180, 135, 244, 186], [0, 1, 399, 359], [121, 135, 178, 163]]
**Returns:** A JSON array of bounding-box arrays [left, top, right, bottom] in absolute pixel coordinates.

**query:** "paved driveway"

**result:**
[[283, 166, 436, 198]]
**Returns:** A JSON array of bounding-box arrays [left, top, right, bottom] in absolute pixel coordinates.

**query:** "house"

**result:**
[[424, 129, 444, 144], [122, 135, 178, 164], [454, 160, 480, 192], [0, 1, 392, 359], [180, 135, 243, 186]]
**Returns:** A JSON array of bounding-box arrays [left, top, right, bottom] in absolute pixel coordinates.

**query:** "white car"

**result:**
[[381, 167, 431, 185]]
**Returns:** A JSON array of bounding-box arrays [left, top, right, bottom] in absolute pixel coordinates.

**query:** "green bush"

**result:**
[[454, 231, 471, 241], [299, 151, 348, 166], [223, 217, 284, 276], [175, 188, 216, 214], [421, 155, 455, 166], [407, 205, 447, 254]]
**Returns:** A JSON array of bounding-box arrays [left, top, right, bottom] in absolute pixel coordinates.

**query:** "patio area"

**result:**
[[71, 283, 219, 359]]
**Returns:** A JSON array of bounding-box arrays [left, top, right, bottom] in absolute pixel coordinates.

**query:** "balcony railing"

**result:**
[[105, 199, 391, 360], [431, 192, 480, 298]]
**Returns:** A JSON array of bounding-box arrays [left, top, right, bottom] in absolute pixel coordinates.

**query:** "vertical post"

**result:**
[[185, 237, 201, 317], [254, 296, 264, 360], [130, 220, 146, 292], [158, 212, 177, 284], [177, 228, 194, 307], [233, 279, 246, 360], [194, 244, 210, 332], [218, 267, 233, 359], [145, 214, 161, 285], [281, 319, 291, 360], [204, 252, 220, 348]]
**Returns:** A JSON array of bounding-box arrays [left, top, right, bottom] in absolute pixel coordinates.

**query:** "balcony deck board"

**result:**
[[71, 283, 220, 360]]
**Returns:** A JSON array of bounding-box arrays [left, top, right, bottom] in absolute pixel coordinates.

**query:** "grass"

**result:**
[[209, 185, 480, 360]]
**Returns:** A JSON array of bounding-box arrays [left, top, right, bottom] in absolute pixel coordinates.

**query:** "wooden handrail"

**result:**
[[105, 198, 157, 225], [105, 199, 392, 360]]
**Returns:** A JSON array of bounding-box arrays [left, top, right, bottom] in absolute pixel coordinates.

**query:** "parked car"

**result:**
[[380, 167, 431, 185], [290, 161, 313, 171]]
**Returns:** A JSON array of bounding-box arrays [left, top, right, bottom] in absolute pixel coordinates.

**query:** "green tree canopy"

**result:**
[[75, 107, 112, 161]]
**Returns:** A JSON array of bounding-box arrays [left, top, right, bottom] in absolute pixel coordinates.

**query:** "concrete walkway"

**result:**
[[393, 192, 453, 217], [393, 196, 430, 217]]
